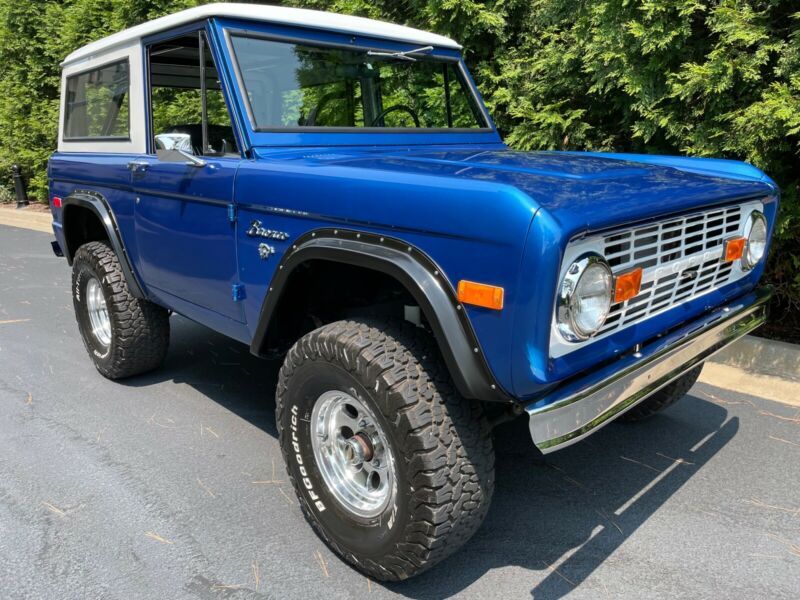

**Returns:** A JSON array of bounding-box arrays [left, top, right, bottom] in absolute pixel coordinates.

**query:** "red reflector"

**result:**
[[52, 196, 63, 208], [614, 267, 643, 303], [723, 237, 746, 262]]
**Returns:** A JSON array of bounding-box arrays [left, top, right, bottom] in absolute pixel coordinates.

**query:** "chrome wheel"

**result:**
[[311, 390, 396, 519], [85, 277, 111, 347]]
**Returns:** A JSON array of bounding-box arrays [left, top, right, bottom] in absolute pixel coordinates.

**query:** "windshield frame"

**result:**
[[222, 26, 496, 136]]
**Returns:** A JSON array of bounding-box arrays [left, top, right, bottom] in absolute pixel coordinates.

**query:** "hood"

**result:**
[[262, 147, 776, 236]]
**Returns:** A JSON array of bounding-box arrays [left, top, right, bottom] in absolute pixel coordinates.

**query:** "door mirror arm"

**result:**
[[156, 148, 207, 168]]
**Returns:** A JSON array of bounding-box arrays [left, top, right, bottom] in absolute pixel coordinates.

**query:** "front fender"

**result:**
[[250, 229, 514, 404]]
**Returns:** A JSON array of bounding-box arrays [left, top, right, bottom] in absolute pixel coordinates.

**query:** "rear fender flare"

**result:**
[[61, 190, 144, 298]]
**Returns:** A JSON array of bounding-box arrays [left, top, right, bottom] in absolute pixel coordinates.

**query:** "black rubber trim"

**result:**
[[51, 240, 64, 257], [250, 228, 513, 404], [61, 190, 145, 298]]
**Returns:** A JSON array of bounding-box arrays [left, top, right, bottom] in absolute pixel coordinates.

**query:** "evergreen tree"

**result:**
[[0, 0, 797, 321]]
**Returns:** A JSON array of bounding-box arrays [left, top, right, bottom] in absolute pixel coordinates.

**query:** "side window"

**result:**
[[64, 60, 130, 139], [149, 32, 238, 156]]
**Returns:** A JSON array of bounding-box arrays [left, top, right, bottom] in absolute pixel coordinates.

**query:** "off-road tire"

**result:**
[[72, 241, 170, 379], [276, 319, 495, 581], [619, 364, 703, 422]]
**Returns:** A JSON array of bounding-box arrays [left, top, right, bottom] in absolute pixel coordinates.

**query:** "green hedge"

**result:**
[[1, 0, 798, 330]]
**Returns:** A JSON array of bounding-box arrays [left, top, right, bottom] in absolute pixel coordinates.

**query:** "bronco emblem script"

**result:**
[[247, 220, 290, 241]]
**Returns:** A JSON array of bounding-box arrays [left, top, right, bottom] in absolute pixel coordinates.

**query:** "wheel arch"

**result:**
[[250, 229, 512, 404], [61, 191, 144, 298]]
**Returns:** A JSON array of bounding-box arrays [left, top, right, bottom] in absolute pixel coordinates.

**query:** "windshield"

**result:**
[[229, 35, 488, 131]]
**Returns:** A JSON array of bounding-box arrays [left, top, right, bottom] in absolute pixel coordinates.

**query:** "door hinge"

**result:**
[[232, 283, 246, 302], [227, 203, 236, 223]]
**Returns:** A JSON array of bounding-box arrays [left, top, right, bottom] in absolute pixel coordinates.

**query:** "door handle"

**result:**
[[127, 160, 150, 173]]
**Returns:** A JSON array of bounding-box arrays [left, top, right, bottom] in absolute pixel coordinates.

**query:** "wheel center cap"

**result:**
[[343, 434, 373, 465]]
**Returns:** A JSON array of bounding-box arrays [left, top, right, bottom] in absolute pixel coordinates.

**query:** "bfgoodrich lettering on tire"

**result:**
[[72, 241, 170, 379], [276, 319, 495, 581]]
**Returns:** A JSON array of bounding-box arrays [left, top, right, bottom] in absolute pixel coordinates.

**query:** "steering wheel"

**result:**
[[369, 105, 420, 128], [305, 90, 349, 126]]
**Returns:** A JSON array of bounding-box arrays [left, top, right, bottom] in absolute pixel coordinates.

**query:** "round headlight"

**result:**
[[743, 211, 767, 270], [557, 255, 613, 341]]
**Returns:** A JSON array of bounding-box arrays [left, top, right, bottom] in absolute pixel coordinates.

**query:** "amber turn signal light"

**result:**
[[613, 267, 643, 303], [457, 280, 504, 310], [723, 237, 746, 263]]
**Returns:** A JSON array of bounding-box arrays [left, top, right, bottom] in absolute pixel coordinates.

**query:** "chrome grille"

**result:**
[[550, 199, 763, 358], [603, 205, 742, 272], [600, 258, 735, 334], [598, 204, 745, 335]]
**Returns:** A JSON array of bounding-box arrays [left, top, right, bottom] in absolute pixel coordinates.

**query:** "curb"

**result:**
[[708, 334, 800, 383], [0, 205, 53, 234]]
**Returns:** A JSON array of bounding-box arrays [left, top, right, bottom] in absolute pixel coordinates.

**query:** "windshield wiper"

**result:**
[[366, 45, 433, 62]]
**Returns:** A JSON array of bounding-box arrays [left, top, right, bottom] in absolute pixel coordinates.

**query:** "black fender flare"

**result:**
[[61, 190, 145, 298], [250, 228, 513, 403]]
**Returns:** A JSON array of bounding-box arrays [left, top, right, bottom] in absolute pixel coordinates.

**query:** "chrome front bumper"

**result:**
[[526, 287, 771, 454]]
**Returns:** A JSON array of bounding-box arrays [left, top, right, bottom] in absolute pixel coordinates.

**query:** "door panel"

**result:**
[[133, 158, 241, 321], [133, 28, 243, 323]]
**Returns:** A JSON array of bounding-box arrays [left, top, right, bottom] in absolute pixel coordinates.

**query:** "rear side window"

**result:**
[[64, 60, 130, 140]]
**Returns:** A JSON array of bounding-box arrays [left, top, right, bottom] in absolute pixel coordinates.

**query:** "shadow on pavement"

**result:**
[[124, 315, 738, 599]]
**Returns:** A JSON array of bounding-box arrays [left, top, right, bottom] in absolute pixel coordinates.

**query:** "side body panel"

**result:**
[[131, 157, 241, 322], [49, 152, 143, 283]]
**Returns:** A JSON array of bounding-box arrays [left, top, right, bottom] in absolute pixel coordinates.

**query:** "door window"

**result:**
[[149, 32, 238, 156]]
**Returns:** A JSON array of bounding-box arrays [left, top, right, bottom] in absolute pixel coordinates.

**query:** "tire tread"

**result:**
[[620, 364, 703, 421], [276, 319, 494, 581], [72, 241, 169, 379]]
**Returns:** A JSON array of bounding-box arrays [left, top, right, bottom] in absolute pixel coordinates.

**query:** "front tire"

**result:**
[[72, 241, 170, 379], [620, 364, 703, 422], [276, 320, 495, 581]]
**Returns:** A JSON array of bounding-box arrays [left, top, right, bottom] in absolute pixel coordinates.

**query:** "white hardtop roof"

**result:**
[[62, 3, 461, 66]]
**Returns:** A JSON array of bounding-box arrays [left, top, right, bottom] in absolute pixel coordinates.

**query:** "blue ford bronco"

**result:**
[[49, 3, 777, 581]]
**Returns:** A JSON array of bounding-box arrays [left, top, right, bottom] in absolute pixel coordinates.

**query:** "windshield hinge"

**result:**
[[227, 203, 236, 223], [232, 283, 245, 302]]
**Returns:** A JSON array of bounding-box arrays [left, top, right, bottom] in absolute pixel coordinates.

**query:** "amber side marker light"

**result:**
[[613, 267, 643, 303], [723, 237, 746, 263], [457, 280, 505, 310]]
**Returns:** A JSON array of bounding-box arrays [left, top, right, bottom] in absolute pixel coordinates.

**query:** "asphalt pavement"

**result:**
[[1, 223, 799, 599]]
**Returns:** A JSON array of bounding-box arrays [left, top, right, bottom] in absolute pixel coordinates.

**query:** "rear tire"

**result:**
[[72, 241, 170, 379], [276, 319, 495, 581], [619, 364, 703, 422]]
